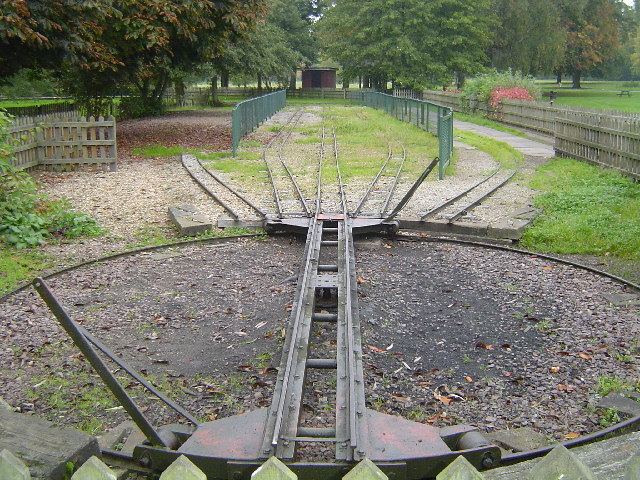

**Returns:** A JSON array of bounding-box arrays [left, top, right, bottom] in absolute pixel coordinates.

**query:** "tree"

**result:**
[[318, 0, 494, 90], [1, 1, 266, 114], [0, 0, 119, 78], [559, 0, 620, 88], [490, 0, 566, 76]]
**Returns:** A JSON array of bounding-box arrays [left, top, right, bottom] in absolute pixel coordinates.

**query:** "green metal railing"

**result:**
[[360, 92, 454, 179], [232, 90, 286, 154]]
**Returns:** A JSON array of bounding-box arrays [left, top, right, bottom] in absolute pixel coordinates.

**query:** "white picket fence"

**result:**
[[1, 445, 639, 480]]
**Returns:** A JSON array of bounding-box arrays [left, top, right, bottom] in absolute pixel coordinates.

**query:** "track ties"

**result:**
[[353, 143, 407, 218], [422, 169, 517, 223], [264, 108, 311, 217], [181, 154, 239, 220]]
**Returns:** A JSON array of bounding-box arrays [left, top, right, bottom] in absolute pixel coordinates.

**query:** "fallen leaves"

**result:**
[[564, 432, 580, 440], [475, 341, 494, 350]]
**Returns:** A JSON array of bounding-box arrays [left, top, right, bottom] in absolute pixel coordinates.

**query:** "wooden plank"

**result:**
[[0, 407, 99, 480], [555, 134, 640, 162], [484, 432, 640, 480]]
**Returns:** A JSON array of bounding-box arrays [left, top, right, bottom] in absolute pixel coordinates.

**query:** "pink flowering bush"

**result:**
[[489, 86, 535, 108]]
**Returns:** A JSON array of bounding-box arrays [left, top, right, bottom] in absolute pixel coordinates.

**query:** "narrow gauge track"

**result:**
[[263, 108, 311, 218], [261, 122, 368, 461], [353, 144, 407, 217], [181, 154, 266, 220], [420, 169, 517, 223]]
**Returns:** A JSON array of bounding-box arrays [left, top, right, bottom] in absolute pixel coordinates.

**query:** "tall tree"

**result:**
[[491, 0, 566, 75], [559, 0, 620, 88], [318, 0, 494, 90]]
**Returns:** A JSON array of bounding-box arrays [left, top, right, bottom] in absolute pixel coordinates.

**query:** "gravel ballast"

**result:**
[[1, 237, 637, 444]]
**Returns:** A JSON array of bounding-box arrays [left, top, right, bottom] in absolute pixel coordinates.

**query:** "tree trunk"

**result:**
[[174, 78, 185, 107], [358, 75, 362, 89], [211, 75, 219, 105], [572, 71, 581, 89], [555, 71, 562, 84], [456, 72, 466, 90], [221, 71, 230, 88], [343, 76, 349, 89], [257, 74, 262, 91], [289, 70, 297, 91]]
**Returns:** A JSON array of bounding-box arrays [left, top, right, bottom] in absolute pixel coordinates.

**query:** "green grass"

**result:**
[[287, 97, 357, 106], [537, 80, 640, 113], [321, 105, 439, 180], [453, 129, 523, 169], [0, 98, 69, 108], [455, 112, 527, 138], [0, 247, 50, 295], [596, 375, 640, 397], [521, 158, 640, 259]]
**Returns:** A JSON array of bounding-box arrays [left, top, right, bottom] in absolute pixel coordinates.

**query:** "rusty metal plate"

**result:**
[[366, 409, 452, 461], [179, 409, 268, 461]]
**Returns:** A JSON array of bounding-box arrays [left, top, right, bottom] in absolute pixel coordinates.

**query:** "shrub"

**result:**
[[118, 96, 165, 119], [462, 70, 540, 108], [0, 109, 103, 248], [489, 87, 535, 108]]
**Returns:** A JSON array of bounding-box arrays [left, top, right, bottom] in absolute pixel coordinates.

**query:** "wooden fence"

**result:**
[[2, 443, 639, 480], [423, 90, 640, 179], [8, 113, 117, 171]]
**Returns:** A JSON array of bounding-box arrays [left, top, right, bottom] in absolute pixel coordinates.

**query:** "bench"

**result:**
[[617, 90, 631, 97]]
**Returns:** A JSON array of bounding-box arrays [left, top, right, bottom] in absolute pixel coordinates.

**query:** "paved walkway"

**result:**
[[454, 120, 555, 159]]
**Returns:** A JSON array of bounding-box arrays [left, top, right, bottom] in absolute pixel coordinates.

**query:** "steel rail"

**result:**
[[446, 170, 517, 223], [384, 157, 439, 222], [80, 326, 200, 425], [181, 155, 240, 220], [270, 217, 321, 447], [195, 157, 266, 218], [379, 145, 407, 216], [332, 128, 360, 452], [419, 169, 500, 220], [315, 126, 325, 214], [276, 109, 311, 216], [353, 145, 393, 216], [262, 108, 303, 218]]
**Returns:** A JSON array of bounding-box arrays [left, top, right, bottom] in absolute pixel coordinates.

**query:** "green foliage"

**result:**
[[118, 96, 165, 119], [521, 158, 640, 259], [462, 70, 541, 103], [0, 246, 50, 295], [453, 129, 523, 169], [318, 0, 494, 89], [596, 375, 639, 396], [0, 110, 102, 248], [599, 408, 621, 427], [491, 0, 565, 75]]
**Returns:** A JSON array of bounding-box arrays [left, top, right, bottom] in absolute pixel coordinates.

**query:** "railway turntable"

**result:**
[[30, 123, 501, 479]]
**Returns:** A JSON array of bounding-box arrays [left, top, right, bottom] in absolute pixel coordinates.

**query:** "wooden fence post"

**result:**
[[159, 455, 206, 480], [251, 456, 297, 480], [528, 445, 595, 480], [436, 456, 484, 480], [343, 458, 388, 480], [0, 449, 31, 480], [70, 456, 116, 480]]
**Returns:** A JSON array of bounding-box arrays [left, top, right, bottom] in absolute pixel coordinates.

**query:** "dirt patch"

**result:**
[[0, 236, 303, 432], [117, 110, 232, 157], [357, 237, 639, 440], [1, 236, 637, 444]]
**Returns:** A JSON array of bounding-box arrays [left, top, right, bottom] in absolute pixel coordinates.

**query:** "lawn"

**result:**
[[521, 157, 640, 259], [320, 105, 440, 180], [453, 129, 523, 170], [0, 98, 70, 108], [537, 80, 640, 113]]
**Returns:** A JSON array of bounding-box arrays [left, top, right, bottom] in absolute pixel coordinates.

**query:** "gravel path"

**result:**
[[358, 237, 639, 441], [1, 237, 637, 445]]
